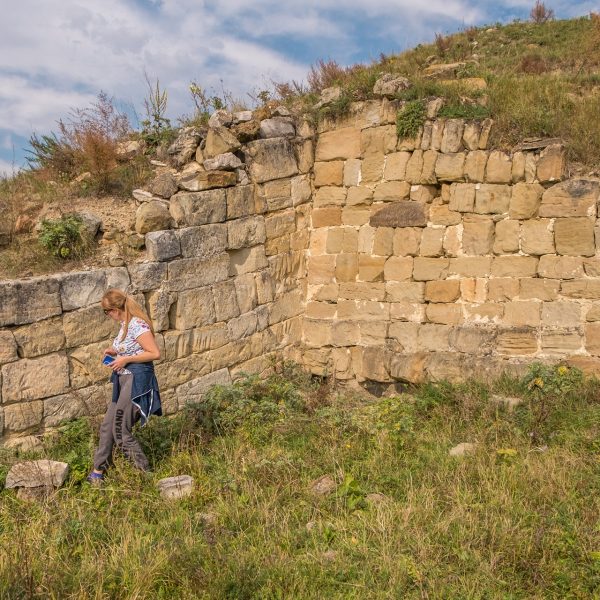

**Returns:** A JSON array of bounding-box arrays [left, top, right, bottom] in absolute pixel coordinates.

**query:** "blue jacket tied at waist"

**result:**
[[111, 362, 162, 426]]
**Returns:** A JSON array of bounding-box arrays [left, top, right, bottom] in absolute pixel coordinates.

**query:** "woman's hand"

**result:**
[[104, 348, 117, 356], [109, 356, 130, 372]]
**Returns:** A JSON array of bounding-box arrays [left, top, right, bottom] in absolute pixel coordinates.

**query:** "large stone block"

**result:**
[[491, 256, 538, 277], [312, 207, 342, 228], [228, 245, 268, 276], [448, 183, 476, 212], [462, 216, 494, 255], [541, 301, 580, 327], [146, 289, 176, 332], [335, 254, 358, 282], [172, 287, 216, 330], [2, 353, 69, 403], [384, 257, 413, 281], [245, 138, 299, 183], [435, 153, 465, 182], [450, 326, 496, 354], [537, 255, 583, 279], [170, 190, 227, 227], [234, 273, 258, 313], [314, 186, 346, 208], [373, 181, 411, 203], [412, 258, 449, 281], [342, 206, 371, 226], [44, 384, 111, 426], [361, 153, 384, 183], [291, 175, 311, 206], [474, 184, 511, 214], [178, 224, 228, 259], [425, 303, 462, 324], [520, 219, 555, 255], [0, 278, 61, 327], [226, 185, 258, 219], [360, 125, 397, 156], [393, 228, 422, 256], [3, 401, 43, 432], [496, 329, 538, 355], [425, 280, 460, 303], [418, 324, 451, 351], [441, 119, 464, 153], [204, 126, 241, 158], [156, 353, 212, 389], [128, 262, 168, 292], [384, 152, 410, 180], [560, 279, 600, 299], [389, 352, 427, 383], [167, 254, 229, 291], [554, 218, 595, 256], [0, 331, 18, 365], [541, 331, 583, 355], [488, 278, 519, 302], [536, 143, 565, 183], [339, 282, 385, 301], [358, 255, 385, 282], [265, 210, 295, 239], [227, 217, 266, 249], [145, 230, 181, 262], [177, 368, 231, 407], [212, 280, 240, 322], [13, 317, 65, 358], [464, 151, 488, 182], [370, 202, 427, 227], [465, 302, 504, 322], [429, 202, 461, 226], [460, 278, 486, 303], [504, 301, 541, 326], [493, 219, 520, 254], [135, 201, 173, 234], [63, 304, 117, 348], [315, 127, 361, 161], [385, 281, 424, 302], [485, 151, 512, 183], [540, 179, 599, 218], [419, 228, 444, 257], [519, 278, 559, 301], [69, 341, 111, 389]]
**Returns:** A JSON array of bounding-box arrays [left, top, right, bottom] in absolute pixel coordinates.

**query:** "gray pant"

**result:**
[[93, 373, 150, 472]]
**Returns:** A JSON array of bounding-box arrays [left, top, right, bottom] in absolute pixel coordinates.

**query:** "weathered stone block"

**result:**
[[227, 185, 258, 219], [419, 228, 444, 257], [0, 278, 64, 324], [388, 322, 419, 352], [393, 228, 422, 256], [583, 259, 600, 277], [435, 153, 465, 182], [449, 183, 476, 212], [370, 202, 427, 227], [425, 280, 460, 303], [315, 127, 361, 161], [176, 368, 232, 406], [245, 138, 299, 183], [488, 278, 519, 302], [361, 152, 384, 183], [504, 301, 540, 326], [308, 255, 336, 284], [312, 207, 342, 228], [343, 159, 361, 187], [127, 262, 168, 293], [342, 206, 371, 226], [347, 186, 373, 206], [460, 278, 486, 303], [146, 289, 176, 332], [541, 301, 580, 327], [168, 254, 229, 291], [425, 303, 462, 324], [520, 219, 555, 255], [441, 119, 465, 153], [335, 254, 358, 282], [0, 331, 18, 365], [227, 217, 266, 249], [412, 257, 449, 281], [554, 218, 595, 256], [462, 216, 494, 255], [537, 255, 583, 279], [474, 184, 511, 214], [536, 143, 565, 183], [541, 331, 582, 355], [493, 219, 520, 254], [358, 255, 385, 282], [135, 201, 173, 234], [465, 302, 503, 322], [485, 151, 512, 183], [443, 226, 461, 257], [385, 281, 424, 302], [464, 151, 488, 182], [519, 278, 559, 301], [496, 329, 537, 355], [373, 181, 411, 203], [389, 352, 427, 383], [211, 280, 240, 322], [339, 282, 385, 301], [68, 341, 110, 389], [491, 256, 538, 277], [13, 317, 65, 358], [172, 287, 216, 330], [383, 152, 410, 180], [586, 323, 600, 355], [418, 324, 451, 351], [539, 179, 599, 218], [429, 203, 461, 226], [372, 228, 393, 255], [145, 230, 181, 262], [404, 149, 424, 183], [511, 151, 526, 183], [44, 384, 110, 426], [303, 319, 332, 347], [170, 190, 226, 227], [450, 326, 496, 354], [178, 224, 228, 259], [228, 245, 268, 276], [234, 273, 258, 313], [560, 279, 600, 299], [2, 353, 69, 402], [462, 122, 481, 151]]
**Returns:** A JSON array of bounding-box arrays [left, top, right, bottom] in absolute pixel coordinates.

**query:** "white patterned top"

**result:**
[[112, 317, 151, 374]]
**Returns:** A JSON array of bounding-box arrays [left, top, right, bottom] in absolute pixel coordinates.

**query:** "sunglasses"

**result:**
[[103, 308, 114, 315]]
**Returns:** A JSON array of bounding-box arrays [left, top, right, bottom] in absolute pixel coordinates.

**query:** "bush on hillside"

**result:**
[[38, 214, 91, 259]]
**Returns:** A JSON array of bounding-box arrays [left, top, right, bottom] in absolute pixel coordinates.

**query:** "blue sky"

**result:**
[[0, 0, 597, 175]]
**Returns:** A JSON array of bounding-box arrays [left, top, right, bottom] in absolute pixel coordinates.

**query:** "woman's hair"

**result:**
[[101, 288, 154, 341]]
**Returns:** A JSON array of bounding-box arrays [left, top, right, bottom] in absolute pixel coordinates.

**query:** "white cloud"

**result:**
[[0, 157, 21, 177]]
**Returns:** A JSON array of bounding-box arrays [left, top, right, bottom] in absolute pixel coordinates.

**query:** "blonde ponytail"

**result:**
[[101, 288, 154, 341]]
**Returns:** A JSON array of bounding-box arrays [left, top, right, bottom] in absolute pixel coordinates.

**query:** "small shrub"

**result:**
[[38, 214, 90, 259], [435, 32, 452, 55], [465, 26, 478, 42], [520, 53, 548, 74], [141, 76, 174, 148], [307, 58, 347, 93], [26, 133, 77, 177], [530, 1, 555, 24], [396, 100, 426, 139]]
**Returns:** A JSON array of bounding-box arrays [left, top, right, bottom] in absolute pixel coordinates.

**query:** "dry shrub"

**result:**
[[520, 54, 548, 74], [530, 1, 554, 24], [465, 26, 478, 42], [434, 32, 452, 55], [307, 59, 348, 93]]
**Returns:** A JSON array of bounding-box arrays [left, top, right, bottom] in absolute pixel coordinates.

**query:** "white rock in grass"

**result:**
[[5, 460, 69, 488], [449, 442, 477, 457], [310, 474, 336, 496], [491, 394, 523, 412], [4, 436, 43, 453], [157, 475, 194, 499]]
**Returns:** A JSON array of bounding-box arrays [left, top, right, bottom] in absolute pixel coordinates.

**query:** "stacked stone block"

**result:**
[[301, 99, 600, 384]]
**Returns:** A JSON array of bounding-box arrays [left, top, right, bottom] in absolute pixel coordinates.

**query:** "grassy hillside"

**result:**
[[1, 364, 599, 598]]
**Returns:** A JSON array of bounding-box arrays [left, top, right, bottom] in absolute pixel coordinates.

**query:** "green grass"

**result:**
[[1, 365, 599, 598]]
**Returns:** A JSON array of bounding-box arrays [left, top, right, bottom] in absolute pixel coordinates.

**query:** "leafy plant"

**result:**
[[38, 214, 89, 259], [396, 100, 426, 139], [337, 474, 367, 511], [438, 103, 491, 119], [141, 76, 174, 148]]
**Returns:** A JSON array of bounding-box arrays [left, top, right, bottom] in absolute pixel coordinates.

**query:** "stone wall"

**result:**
[[0, 107, 313, 445], [3, 95, 600, 445], [295, 99, 600, 384]]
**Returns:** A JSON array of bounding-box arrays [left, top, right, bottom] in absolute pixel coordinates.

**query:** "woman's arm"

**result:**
[[109, 331, 160, 371]]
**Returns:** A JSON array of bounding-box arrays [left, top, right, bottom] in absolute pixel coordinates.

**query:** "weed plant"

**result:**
[[1, 364, 599, 598]]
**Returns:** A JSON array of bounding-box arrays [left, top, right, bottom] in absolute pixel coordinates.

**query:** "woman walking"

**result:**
[[87, 289, 162, 483]]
